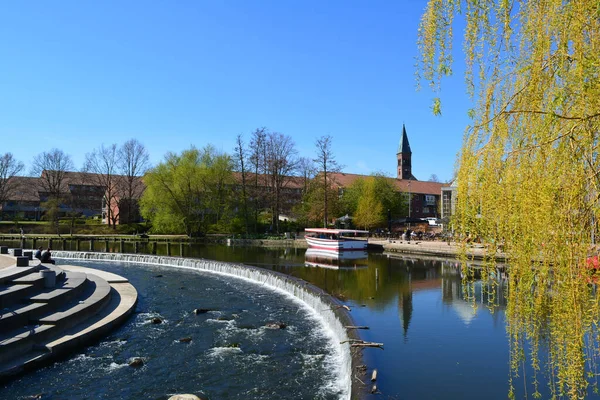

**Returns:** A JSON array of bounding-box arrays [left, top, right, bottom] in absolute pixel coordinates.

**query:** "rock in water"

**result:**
[[150, 317, 162, 324], [179, 337, 192, 343], [265, 322, 286, 329], [193, 308, 210, 314], [129, 357, 144, 367]]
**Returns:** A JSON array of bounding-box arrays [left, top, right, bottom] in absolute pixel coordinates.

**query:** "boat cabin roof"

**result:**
[[305, 228, 369, 234]]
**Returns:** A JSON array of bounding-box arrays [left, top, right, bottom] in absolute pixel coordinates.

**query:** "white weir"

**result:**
[[53, 251, 353, 400]]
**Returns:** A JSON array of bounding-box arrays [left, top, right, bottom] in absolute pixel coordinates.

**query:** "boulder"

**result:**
[[150, 317, 162, 324], [129, 357, 144, 367], [265, 322, 287, 329], [168, 395, 205, 400]]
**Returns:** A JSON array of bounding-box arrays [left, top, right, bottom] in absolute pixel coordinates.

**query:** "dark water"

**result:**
[[1, 260, 342, 400]]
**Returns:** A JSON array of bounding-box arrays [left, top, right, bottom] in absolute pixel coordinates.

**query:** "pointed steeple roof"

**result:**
[[397, 124, 412, 154]]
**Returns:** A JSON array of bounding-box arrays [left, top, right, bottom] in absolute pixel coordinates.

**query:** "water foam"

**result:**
[[53, 251, 353, 400]]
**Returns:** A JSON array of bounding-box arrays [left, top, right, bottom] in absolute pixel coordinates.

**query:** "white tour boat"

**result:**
[[304, 228, 369, 253]]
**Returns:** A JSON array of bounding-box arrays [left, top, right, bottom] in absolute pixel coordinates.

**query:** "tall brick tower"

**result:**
[[397, 124, 415, 180]]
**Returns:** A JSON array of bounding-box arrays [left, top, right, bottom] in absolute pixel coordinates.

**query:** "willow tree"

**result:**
[[353, 178, 385, 230], [418, 1, 600, 398], [140, 146, 234, 236]]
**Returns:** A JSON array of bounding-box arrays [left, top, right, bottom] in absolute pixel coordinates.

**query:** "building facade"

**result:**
[[0, 171, 144, 224]]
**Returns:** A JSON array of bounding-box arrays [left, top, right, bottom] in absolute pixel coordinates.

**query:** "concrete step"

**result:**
[[0, 284, 36, 308], [0, 264, 137, 382], [45, 281, 137, 357], [11, 273, 46, 290], [57, 271, 87, 290], [0, 324, 57, 365], [36, 274, 112, 333], [0, 348, 50, 380], [0, 303, 49, 334], [0, 274, 111, 364], [0, 266, 39, 285], [0, 273, 90, 334], [29, 273, 87, 306]]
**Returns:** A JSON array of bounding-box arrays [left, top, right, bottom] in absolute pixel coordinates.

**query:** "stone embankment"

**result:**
[[370, 239, 508, 262], [0, 247, 137, 381]]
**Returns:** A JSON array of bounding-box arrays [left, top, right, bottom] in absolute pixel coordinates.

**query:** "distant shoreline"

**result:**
[[0, 234, 507, 262]]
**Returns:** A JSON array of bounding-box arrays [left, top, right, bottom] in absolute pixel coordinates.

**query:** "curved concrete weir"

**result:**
[[53, 251, 359, 400]]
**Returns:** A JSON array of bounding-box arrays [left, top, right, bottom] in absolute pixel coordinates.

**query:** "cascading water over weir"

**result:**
[[53, 251, 359, 400]]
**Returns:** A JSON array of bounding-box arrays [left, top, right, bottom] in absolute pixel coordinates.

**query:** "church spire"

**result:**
[[397, 124, 412, 155], [397, 124, 414, 180]]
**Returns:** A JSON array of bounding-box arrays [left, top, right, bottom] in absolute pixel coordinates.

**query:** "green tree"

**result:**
[[200, 147, 235, 230], [342, 174, 406, 223], [297, 179, 341, 227], [418, 0, 600, 398], [140, 146, 234, 236], [353, 178, 385, 229]]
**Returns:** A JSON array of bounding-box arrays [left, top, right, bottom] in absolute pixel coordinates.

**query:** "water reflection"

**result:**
[[304, 249, 368, 270]]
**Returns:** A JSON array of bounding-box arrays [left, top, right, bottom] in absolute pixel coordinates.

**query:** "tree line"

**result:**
[[0, 139, 149, 231], [0, 131, 409, 234], [141, 129, 409, 235]]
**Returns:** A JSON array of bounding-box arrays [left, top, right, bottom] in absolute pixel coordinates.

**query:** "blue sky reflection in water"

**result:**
[[1, 260, 343, 400]]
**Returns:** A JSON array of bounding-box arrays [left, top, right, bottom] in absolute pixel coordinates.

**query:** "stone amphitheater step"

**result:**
[[0, 274, 112, 365], [0, 254, 137, 382], [0, 284, 37, 309], [0, 272, 89, 334], [0, 266, 39, 285], [0, 348, 51, 379], [36, 274, 112, 332], [0, 324, 58, 365]]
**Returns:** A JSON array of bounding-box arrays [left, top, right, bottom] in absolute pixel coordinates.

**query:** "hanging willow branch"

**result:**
[[418, 0, 600, 398]]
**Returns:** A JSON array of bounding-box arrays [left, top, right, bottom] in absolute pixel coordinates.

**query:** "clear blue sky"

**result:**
[[0, 1, 470, 182]]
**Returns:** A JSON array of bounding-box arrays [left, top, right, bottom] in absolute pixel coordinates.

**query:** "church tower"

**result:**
[[397, 124, 415, 180]]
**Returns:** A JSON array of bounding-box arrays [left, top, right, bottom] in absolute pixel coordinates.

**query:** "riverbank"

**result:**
[[372, 238, 508, 262], [0, 234, 509, 262]]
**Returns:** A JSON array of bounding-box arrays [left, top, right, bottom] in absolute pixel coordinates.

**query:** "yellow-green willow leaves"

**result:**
[[418, 0, 600, 398]]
